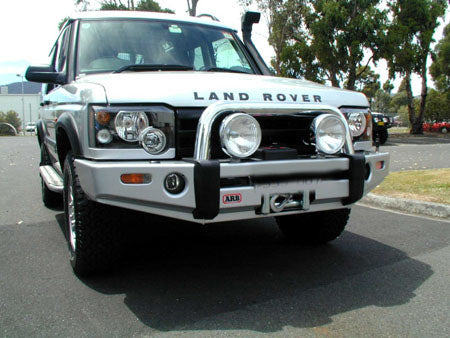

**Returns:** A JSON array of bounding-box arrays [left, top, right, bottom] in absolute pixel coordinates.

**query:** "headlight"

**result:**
[[383, 117, 389, 123], [220, 113, 262, 158], [373, 117, 380, 122], [115, 111, 149, 142], [89, 105, 175, 151], [312, 114, 346, 154], [347, 112, 367, 137], [139, 127, 167, 154]]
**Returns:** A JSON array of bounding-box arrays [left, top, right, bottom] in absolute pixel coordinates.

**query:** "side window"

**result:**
[[55, 27, 70, 73]]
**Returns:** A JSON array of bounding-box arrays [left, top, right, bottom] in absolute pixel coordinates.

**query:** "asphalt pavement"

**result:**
[[1, 136, 449, 337], [381, 133, 450, 172]]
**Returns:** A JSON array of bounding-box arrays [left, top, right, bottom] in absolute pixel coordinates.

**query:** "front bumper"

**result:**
[[75, 151, 389, 224]]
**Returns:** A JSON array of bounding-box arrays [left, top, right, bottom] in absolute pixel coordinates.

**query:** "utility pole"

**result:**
[[16, 74, 25, 134]]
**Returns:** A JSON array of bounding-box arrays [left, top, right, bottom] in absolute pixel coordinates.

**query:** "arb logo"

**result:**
[[223, 193, 242, 204]]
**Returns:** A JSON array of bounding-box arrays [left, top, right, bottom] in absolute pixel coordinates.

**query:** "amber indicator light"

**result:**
[[96, 111, 111, 125], [120, 173, 151, 184], [375, 161, 384, 170]]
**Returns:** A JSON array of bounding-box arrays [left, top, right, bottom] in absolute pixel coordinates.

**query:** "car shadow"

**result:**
[[54, 210, 433, 333]]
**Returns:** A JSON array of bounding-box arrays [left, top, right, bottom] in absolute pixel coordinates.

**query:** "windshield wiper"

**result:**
[[114, 64, 193, 73], [204, 67, 249, 74]]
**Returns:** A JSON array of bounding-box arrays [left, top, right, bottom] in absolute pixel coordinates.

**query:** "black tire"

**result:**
[[379, 129, 388, 145], [63, 151, 122, 276], [441, 127, 448, 134], [40, 143, 62, 208], [276, 208, 351, 244]]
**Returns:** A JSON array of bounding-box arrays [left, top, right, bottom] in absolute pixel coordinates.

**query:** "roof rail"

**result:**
[[197, 14, 219, 22]]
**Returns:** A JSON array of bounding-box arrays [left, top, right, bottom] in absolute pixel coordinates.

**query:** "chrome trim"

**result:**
[[39, 165, 64, 193], [194, 102, 355, 161]]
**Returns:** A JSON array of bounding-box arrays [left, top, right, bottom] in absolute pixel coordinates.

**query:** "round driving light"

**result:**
[[313, 114, 346, 154], [347, 112, 367, 137], [220, 113, 262, 158], [139, 127, 167, 154], [97, 129, 112, 144], [115, 111, 149, 142], [164, 173, 185, 194]]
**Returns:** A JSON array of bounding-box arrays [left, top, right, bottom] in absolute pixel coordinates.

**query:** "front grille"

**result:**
[[176, 108, 320, 159]]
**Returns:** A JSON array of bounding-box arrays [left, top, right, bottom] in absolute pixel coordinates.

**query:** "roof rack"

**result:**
[[197, 14, 220, 22]]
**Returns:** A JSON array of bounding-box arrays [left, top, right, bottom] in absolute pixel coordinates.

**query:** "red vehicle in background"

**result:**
[[423, 121, 449, 133]]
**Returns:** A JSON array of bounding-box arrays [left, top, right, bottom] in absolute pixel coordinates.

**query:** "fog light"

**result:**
[[164, 173, 185, 194], [97, 129, 113, 144], [312, 114, 346, 154], [139, 127, 167, 154]]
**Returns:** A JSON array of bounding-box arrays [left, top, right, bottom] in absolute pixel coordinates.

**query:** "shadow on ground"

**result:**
[[55, 210, 433, 333]]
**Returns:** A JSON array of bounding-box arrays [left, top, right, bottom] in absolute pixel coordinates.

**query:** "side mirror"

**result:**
[[25, 65, 66, 84]]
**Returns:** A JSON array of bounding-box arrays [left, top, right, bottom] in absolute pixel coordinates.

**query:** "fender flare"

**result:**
[[55, 113, 83, 164], [36, 120, 45, 146]]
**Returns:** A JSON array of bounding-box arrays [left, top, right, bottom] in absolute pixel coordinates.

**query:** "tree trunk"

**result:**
[[330, 71, 340, 88], [346, 65, 356, 91], [405, 71, 421, 134], [417, 59, 428, 134], [187, 0, 199, 16]]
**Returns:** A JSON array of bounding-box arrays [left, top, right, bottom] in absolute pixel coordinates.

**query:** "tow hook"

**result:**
[[270, 193, 304, 212]]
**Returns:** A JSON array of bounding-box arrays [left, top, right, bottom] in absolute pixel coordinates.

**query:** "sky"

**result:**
[[0, 0, 448, 96]]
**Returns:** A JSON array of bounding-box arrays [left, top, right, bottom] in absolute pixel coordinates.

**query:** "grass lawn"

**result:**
[[372, 168, 450, 205]]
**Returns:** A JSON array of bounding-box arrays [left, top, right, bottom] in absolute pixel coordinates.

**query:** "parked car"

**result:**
[[423, 121, 449, 133], [372, 113, 389, 144], [25, 122, 37, 133], [25, 11, 389, 276]]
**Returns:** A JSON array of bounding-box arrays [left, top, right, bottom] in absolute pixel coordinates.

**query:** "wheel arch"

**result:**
[[56, 113, 82, 169], [36, 120, 45, 147]]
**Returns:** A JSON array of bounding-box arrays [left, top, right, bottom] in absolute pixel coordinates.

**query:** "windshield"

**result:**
[[76, 20, 255, 75]]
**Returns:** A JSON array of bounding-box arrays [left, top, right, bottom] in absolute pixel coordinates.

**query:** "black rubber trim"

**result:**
[[193, 160, 220, 220], [36, 120, 45, 147], [342, 153, 366, 205], [55, 113, 82, 158]]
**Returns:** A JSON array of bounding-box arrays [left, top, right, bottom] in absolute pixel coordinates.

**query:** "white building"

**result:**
[[0, 93, 42, 128]]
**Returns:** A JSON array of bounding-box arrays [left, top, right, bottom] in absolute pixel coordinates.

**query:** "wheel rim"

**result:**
[[67, 175, 76, 251]]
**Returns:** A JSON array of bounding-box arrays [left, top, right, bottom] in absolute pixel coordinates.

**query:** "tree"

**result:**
[[99, 0, 174, 13], [352, 66, 381, 105], [430, 24, 450, 96], [241, 1, 387, 90], [0, 111, 21, 134], [424, 89, 450, 121], [240, 1, 307, 76], [372, 89, 392, 114], [384, 0, 447, 134], [187, 0, 199, 16]]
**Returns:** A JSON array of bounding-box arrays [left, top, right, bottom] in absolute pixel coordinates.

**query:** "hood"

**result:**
[[77, 72, 369, 108]]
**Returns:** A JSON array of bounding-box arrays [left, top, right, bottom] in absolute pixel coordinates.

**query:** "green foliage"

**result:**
[[243, 1, 387, 90], [383, 80, 394, 94], [372, 89, 392, 115], [0, 111, 21, 135], [430, 24, 450, 95], [384, 0, 447, 133], [99, 0, 174, 13], [352, 66, 380, 103], [423, 89, 450, 120]]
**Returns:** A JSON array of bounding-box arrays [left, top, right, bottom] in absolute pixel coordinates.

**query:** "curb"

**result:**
[[358, 193, 450, 220]]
